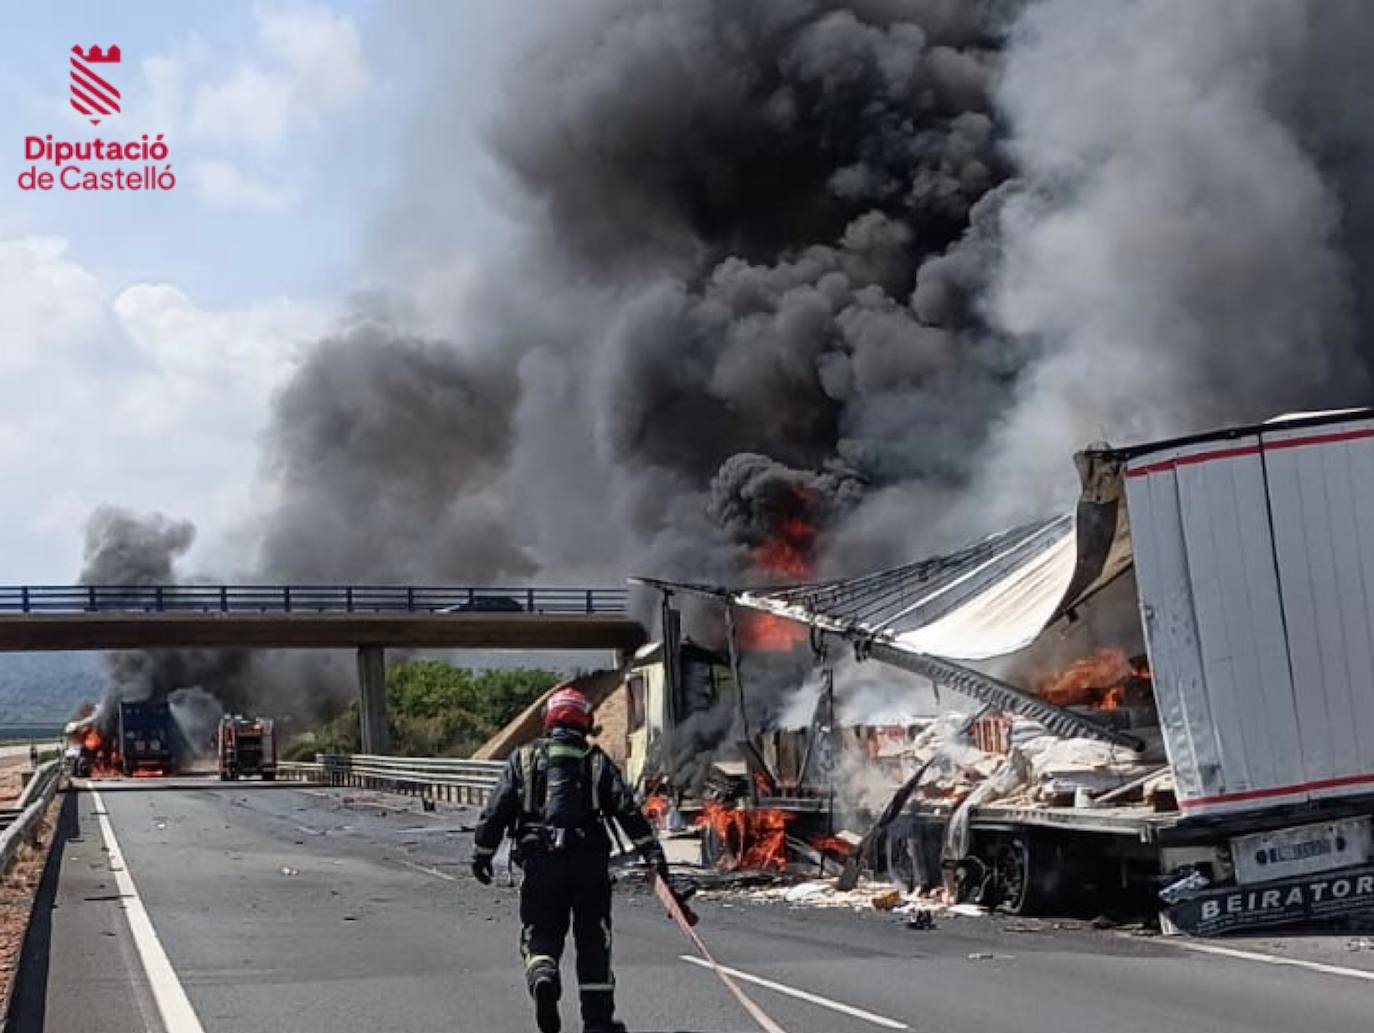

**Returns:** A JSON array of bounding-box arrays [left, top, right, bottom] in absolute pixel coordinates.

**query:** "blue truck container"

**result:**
[[118, 699, 174, 776]]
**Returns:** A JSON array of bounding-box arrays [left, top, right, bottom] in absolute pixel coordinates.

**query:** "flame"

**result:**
[[696, 801, 792, 872], [1037, 647, 1148, 711], [738, 610, 807, 652], [642, 793, 673, 828], [76, 726, 125, 778], [808, 835, 856, 859], [751, 516, 815, 579]]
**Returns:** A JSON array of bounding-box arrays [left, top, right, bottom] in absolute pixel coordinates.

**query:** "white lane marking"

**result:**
[[679, 955, 910, 1030], [88, 788, 207, 1033], [1174, 940, 1374, 984], [394, 857, 459, 882]]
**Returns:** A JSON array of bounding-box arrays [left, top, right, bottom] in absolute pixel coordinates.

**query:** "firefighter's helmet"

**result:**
[[544, 686, 594, 732]]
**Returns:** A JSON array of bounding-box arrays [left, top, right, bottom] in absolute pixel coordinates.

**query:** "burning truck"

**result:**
[[65, 699, 175, 777], [642, 409, 1374, 936]]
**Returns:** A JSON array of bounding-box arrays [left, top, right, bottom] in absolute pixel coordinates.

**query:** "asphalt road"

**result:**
[[13, 779, 1374, 1033]]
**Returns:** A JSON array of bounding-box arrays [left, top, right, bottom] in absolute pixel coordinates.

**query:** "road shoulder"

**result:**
[[8, 789, 163, 1033]]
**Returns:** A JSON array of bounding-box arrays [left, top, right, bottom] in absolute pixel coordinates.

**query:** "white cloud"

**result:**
[[0, 236, 334, 579], [259, 5, 371, 114], [192, 159, 293, 211], [0, 238, 105, 372], [189, 65, 292, 146], [114, 280, 330, 394], [183, 4, 370, 148]]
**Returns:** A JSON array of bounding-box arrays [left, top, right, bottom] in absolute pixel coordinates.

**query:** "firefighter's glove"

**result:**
[[646, 848, 670, 883], [471, 850, 494, 885]]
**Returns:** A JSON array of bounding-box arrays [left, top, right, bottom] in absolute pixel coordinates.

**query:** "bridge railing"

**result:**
[[0, 585, 629, 615], [278, 752, 503, 806]]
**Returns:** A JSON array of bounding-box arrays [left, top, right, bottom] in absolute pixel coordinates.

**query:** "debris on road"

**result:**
[[871, 888, 902, 911], [905, 909, 935, 930]]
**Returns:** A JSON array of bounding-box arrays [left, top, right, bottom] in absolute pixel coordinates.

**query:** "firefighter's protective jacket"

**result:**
[[472, 728, 662, 862]]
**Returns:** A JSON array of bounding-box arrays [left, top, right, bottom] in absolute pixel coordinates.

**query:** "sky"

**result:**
[[0, 1, 529, 581]]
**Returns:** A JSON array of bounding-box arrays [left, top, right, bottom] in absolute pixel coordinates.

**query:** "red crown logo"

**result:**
[[69, 44, 122, 125], [72, 44, 121, 64]]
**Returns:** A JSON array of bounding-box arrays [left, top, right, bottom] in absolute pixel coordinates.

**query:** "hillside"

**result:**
[[0, 653, 104, 723]]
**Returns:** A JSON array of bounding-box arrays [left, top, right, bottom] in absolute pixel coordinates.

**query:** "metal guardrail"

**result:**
[[0, 584, 629, 615], [278, 753, 504, 806], [0, 760, 60, 879]]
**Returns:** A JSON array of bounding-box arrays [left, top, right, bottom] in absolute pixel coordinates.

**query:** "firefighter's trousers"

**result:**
[[519, 847, 616, 1025]]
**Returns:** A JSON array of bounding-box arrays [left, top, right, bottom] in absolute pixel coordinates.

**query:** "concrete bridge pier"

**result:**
[[356, 645, 389, 754]]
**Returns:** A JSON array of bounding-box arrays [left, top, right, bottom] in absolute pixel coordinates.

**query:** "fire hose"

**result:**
[[651, 871, 791, 1033]]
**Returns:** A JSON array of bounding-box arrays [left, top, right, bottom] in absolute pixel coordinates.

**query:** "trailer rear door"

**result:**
[[1262, 416, 1374, 801], [1125, 414, 1374, 816]]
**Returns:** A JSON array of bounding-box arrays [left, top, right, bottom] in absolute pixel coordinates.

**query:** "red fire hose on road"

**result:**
[[651, 872, 790, 1033]]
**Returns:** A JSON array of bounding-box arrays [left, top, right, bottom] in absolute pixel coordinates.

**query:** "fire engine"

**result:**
[[217, 715, 277, 781]]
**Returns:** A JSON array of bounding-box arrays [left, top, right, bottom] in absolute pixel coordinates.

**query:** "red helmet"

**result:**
[[544, 686, 594, 732]]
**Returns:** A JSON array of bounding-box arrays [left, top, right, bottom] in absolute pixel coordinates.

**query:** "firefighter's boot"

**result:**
[[526, 958, 561, 1033]]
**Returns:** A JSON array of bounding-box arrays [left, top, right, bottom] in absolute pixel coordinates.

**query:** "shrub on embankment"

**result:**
[[285, 661, 559, 759]]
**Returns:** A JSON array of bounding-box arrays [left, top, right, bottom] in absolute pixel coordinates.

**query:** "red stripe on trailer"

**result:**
[[1126, 445, 1260, 478], [1180, 770, 1374, 809], [1126, 425, 1374, 478]]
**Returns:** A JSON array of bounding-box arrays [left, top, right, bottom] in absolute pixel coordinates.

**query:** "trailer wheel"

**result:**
[[993, 838, 1033, 915], [884, 829, 916, 893], [988, 834, 1072, 916]]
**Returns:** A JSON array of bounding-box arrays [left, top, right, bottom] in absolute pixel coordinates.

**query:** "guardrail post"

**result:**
[[20, 587, 27, 613], [586, 589, 593, 614], [527, 588, 535, 612], [284, 586, 292, 613], [220, 586, 228, 612], [407, 587, 415, 611], [346, 586, 353, 613], [154, 586, 163, 611], [87, 585, 96, 611]]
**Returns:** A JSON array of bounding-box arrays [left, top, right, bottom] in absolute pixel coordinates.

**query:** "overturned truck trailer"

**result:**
[[734, 409, 1374, 935]]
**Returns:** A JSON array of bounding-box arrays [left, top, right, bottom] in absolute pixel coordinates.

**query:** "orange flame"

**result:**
[[751, 516, 815, 579], [808, 835, 856, 859], [77, 726, 125, 778], [1037, 647, 1143, 710], [642, 794, 673, 828], [738, 611, 807, 652], [696, 801, 792, 872]]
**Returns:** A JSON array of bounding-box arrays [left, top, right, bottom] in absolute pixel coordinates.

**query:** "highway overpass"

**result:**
[[0, 585, 647, 752]]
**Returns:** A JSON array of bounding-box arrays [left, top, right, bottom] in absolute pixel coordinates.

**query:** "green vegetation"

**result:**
[[291, 661, 561, 759]]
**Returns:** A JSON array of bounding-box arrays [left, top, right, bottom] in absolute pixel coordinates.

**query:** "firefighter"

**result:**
[[471, 686, 667, 1033]]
